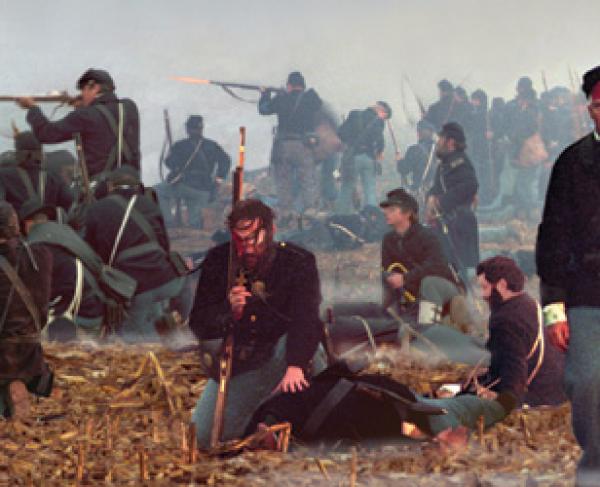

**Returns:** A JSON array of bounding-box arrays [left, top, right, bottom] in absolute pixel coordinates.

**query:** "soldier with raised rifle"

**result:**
[[16, 68, 140, 189], [154, 115, 231, 229], [189, 199, 327, 448], [258, 72, 322, 220]]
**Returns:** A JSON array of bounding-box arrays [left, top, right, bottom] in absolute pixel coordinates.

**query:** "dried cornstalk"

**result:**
[[152, 409, 160, 443], [148, 351, 176, 414], [188, 422, 198, 463], [477, 415, 485, 446], [212, 422, 292, 455], [350, 446, 357, 487], [520, 411, 533, 447], [112, 415, 121, 439], [139, 447, 149, 481], [76, 440, 85, 484], [279, 426, 290, 453], [85, 418, 94, 441], [315, 458, 331, 481], [180, 421, 188, 461], [106, 414, 113, 450]]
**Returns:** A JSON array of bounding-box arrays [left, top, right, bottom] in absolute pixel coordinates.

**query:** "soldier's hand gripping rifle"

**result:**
[[210, 127, 246, 449], [171, 76, 280, 104]]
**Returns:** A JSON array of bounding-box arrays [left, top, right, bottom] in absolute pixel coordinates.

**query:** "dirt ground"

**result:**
[[0, 342, 578, 486]]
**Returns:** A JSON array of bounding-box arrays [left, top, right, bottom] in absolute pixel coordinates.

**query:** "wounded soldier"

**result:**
[[246, 256, 566, 444]]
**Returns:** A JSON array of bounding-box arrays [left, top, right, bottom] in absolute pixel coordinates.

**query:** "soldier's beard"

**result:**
[[242, 252, 260, 270]]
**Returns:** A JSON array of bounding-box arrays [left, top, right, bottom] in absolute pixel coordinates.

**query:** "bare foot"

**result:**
[[434, 426, 469, 453]]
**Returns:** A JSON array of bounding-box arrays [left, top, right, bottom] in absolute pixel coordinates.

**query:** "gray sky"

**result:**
[[0, 0, 597, 183]]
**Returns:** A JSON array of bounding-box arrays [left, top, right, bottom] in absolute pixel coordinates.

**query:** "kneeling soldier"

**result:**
[[189, 199, 327, 448], [0, 202, 53, 419], [380, 188, 471, 331]]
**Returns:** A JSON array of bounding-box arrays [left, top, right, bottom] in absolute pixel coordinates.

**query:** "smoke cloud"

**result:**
[[0, 0, 596, 183]]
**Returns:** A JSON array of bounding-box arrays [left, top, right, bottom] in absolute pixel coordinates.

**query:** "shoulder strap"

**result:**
[[303, 378, 355, 437], [0, 254, 41, 333], [108, 194, 158, 242], [109, 194, 138, 266], [95, 103, 133, 174], [16, 167, 37, 199], [168, 138, 205, 185], [526, 302, 545, 387], [39, 168, 46, 202]]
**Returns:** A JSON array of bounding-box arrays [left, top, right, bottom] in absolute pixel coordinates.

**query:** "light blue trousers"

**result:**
[[564, 307, 600, 481], [336, 153, 377, 214], [192, 335, 327, 448]]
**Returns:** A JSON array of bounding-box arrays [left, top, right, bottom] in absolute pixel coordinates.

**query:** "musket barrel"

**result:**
[[171, 76, 278, 92], [0, 92, 72, 103], [209, 126, 247, 449]]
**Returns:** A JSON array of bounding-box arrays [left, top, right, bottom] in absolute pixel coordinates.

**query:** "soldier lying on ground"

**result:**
[[283, 204, 387, 252], [245, 256, 566, 446]]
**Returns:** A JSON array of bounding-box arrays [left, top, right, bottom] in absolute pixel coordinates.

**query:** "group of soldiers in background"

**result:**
[[155, 71, 588, 246], [400, 76, 587, 221]]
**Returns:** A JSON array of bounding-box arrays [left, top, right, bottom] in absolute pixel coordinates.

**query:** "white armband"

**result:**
[[542, 302, 567, 327]]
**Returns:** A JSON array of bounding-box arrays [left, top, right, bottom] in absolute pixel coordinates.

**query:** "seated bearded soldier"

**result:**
[[380, 188, 472, 331], [189, 199, 327, 448]]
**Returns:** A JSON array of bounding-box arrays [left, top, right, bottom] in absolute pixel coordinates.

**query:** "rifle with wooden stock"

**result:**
[[0, 91, 79, 105], [209, 127, 246, 449], [171, 76, 280, 103]]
